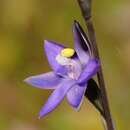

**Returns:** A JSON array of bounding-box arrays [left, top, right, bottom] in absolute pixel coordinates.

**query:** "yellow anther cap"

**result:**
[[61, 48, 75, 58]]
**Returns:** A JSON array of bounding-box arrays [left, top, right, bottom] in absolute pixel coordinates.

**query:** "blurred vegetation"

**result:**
[[0, 0, 130, 130]]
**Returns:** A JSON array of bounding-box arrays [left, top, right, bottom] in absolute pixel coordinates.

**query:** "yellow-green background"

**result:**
[[0, 0, 130, 130]]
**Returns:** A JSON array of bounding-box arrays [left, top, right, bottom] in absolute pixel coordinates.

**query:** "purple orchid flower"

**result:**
[[24, 21, 100, 118]]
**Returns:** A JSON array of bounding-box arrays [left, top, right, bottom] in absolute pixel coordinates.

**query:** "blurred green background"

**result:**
[[0, 0, 130, 130]]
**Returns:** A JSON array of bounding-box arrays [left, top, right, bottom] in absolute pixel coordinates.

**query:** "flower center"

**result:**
[[68, 64, 77, 80], [56, 54, 71, 66], [61, 48, 75, 58], [56, 48, 75, 66], [56, 48, 81, 80]]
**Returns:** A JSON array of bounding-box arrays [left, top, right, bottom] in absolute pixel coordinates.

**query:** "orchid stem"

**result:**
[[77, 0, 115, 130]]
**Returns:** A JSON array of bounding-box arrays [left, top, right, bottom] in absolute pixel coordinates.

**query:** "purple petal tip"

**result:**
[[24, 77, 30, 84]]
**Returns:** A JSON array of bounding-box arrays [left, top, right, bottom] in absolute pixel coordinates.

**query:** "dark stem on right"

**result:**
[[77, 0, 115, 130]]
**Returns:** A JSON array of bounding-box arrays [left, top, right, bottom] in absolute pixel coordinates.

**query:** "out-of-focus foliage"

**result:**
[[0, 0, 130, 130]]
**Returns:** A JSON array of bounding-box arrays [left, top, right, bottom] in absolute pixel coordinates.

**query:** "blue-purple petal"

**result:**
[[73, 21, 92, 66], [39, 79, 76, 118], [66, 83, 87, 110], [44, 40, 68, 75], [78, 59, 100, 84], [24, 72, 62, 89]]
